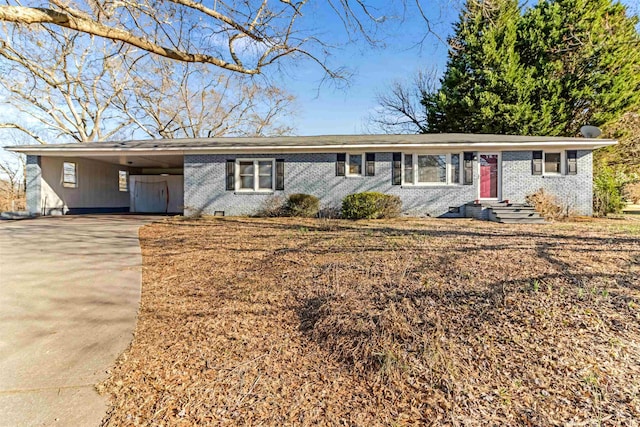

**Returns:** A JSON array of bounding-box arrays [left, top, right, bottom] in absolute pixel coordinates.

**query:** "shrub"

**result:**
[[255, 195, 287, 217], [286, 193, 320, 218], [593, 167, 630, 216], [341, 192, 402, 220], [525, 188, 571, 221]]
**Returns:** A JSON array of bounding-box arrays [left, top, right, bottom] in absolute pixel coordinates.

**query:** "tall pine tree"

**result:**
[[518, 0, 640, 135], [424, 0, 640, 136]]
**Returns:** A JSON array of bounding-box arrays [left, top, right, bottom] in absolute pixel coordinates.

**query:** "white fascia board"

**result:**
[[5, 139, 617, 156]]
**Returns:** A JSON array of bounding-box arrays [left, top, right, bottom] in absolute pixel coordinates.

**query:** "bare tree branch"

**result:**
[[0, 1, 425, 79], [0, 123, 48, 144], [369, 68, 439, 134]]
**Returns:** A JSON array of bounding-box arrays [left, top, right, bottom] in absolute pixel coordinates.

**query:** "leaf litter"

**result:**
[[99, 217, 640, 426]]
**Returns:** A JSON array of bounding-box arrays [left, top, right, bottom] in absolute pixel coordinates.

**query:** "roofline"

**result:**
[[5, 140, 618, 156]]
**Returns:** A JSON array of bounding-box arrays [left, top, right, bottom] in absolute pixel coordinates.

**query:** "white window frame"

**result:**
[[62, 161, 77, 188], [543, 151, 565, 175], [235, 158, 275, 192], [346, 153, 364, 177], [401, 152, 463, 186], [118, 170, 129, 192]]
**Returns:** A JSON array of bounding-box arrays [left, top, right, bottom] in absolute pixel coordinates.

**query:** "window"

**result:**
[[450, 153, 460, 184], [544, 152, 562, 174], [417, 155, 446, 183], [402, 153, 462, 185], [62, 162, 77, 188], [237, 159, 274, 191], [346, 153, 363, 176], [404, 154, 414, 184], [566, 150, 577, 175], [119, 170, 128, 192]]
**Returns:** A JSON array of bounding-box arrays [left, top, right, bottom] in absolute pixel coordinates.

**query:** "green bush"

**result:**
[[341, 192, 402, 220], [593, 167, 631, 216], [286, 193, 320, 218]]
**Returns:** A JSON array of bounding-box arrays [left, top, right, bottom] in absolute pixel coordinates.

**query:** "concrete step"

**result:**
[[490, 207, 536, 213], [497, 217, 546, 224], [493, 212, 542, 219]]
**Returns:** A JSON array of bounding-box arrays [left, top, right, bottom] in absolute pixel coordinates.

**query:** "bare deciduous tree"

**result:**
[[0, 149, 25, 211], [0, 0, 407, 78], [0, 25, 297, 146], [0, 26, 135, 143], [119, 60, 295, 138], [369, 68, 438, 134]]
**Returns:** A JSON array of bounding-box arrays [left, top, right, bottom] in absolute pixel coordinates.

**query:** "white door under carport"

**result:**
[[130, 175, 183, 213]]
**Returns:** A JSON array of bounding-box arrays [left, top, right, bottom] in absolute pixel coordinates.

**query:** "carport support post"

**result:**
[[25, 155, 42, 215]]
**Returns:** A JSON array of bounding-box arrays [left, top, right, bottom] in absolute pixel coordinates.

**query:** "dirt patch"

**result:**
[[100, 217, 640, 426]]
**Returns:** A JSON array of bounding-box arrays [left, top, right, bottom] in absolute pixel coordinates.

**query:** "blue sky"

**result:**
[[279, 0, 639, 136], [277, 1, 458, 135]]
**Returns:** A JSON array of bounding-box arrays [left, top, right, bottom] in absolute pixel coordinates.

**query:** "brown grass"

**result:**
[[100, 217, 640, 426]]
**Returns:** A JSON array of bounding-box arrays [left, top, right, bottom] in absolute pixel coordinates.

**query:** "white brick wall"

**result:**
[[502, 150, 593, 215], [184, 153, 479, 217]]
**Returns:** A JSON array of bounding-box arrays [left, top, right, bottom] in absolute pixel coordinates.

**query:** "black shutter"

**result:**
[[365, 153, 375, 176], [392, 152, 402, 185], [275, 159, 285, 190], [226, 160, 235, 190], [463, 152, 474, 185], [532, 151, 543, 175], [336, 153, 346, 176], [566, 150, 577, 175]]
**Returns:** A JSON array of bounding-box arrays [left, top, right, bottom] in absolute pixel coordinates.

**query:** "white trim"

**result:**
[[235, 158, 275, 192], [6, 140, 617, 157], [543, 150, 565, 175], [345, 153, 364, 177], [62, 161, 77, 188], [401, 152, 463, 186], [477, 152, 501, 200], [118, 170, 129, 192]]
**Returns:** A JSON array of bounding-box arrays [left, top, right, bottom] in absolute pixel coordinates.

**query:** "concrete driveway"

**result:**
[[0, 215, 155, 427]]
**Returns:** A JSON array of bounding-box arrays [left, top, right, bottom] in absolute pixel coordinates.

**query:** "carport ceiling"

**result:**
[[82, 154, 184, 168]]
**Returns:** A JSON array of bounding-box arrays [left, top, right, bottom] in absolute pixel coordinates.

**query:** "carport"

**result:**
[[7, 144, 185, 215]]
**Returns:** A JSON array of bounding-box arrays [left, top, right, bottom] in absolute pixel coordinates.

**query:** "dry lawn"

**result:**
[[100, 217, 640, 426]]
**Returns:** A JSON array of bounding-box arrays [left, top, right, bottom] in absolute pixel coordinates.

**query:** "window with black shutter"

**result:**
[[365, 153, 375, 176], [276, 159, 285, 190], [392, 152, 402, 185], [463, 152, 474, 185], [226, 160, 235, 190], [532, 151, 543, 175], [336, 153, 346, 176], [566, 150, 577, 175]]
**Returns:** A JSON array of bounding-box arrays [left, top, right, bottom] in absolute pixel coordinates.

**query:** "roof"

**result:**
[[5, 133, 616, 155]]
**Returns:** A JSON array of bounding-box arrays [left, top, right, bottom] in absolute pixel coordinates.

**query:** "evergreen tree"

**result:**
[[424, 0, 529, 134], [518, 0, 640, 135], [424, 0, 640, 136]]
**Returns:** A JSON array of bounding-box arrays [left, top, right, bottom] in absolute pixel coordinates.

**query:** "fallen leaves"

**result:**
[[100, 217, 640, 426]]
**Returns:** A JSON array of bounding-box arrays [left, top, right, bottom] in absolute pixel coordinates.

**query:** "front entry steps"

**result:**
[[486, 202, 545, 224], [465, 202, 546, 224]]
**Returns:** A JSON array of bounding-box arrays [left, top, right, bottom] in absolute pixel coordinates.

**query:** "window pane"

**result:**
[[349, 154, 362, 175], [240, 175, 254, 189], [544, 153, 561, 173], [404, 154, 413, 183], [239, 162, 254, 175], [258, 161, 272, 176], [450, 154, 460, 184], [418, 155, 446, 183], [63, 162, 76, 186], [259, 175, 272, 189], [119, 170, 128, 192]]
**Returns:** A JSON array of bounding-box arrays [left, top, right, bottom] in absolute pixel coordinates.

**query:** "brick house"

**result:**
[[6, 134, 615, 218]]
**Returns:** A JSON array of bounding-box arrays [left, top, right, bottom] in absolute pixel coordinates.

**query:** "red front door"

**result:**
[[480, 154, 498, 198]]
